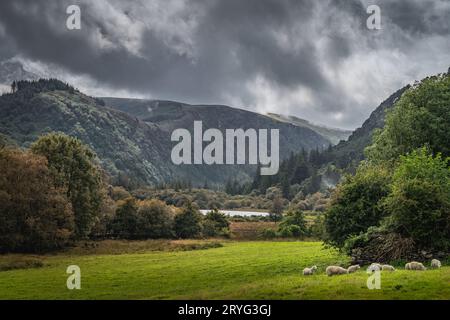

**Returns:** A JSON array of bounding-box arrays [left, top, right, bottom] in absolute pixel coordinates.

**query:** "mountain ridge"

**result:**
[[0, 80, 330, 188]]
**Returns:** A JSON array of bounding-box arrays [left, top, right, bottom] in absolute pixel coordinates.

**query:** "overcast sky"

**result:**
[[0, 0, 449, 129]]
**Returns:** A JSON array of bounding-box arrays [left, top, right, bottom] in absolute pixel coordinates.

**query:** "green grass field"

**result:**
[[0, 241, 449, 300]]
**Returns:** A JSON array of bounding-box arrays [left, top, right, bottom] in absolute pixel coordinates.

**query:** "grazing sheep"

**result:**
[[347, 265, 361, 273], [405, 261, 426, 271], [431, 259, 441, 269], [303, 265, 318, 276], [367, 263, 382, 272], [326, 266, 348, 276], [382, 264, 396, 271]]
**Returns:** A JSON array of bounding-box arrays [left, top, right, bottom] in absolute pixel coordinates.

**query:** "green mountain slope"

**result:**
[[100, 97, 331, 152], [328, 85, 410, 170], [0, 80, 330, 188]]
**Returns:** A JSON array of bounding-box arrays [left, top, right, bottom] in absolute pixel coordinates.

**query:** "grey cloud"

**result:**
[[0, 0, 449, 129]]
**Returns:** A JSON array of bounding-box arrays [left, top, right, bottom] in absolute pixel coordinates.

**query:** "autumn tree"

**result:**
[[0, 148, 74, 252], [31, 133, 103, 238]]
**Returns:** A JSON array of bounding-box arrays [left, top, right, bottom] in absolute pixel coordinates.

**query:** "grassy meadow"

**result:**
[[0, 240, 449, 300]]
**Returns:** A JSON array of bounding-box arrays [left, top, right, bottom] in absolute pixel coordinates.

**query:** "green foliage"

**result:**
[[278, 210, 308, 238], [0, 148, 74, 252], [109, 198, 176, 239], [31, 133, 103, 238], [260, 228, 277, 239], [383, 148, 450, 250], [174, 203, 203, 239], [202, 209, 230, 237], [110, 198, 140, 239], [367, 74, 450, 162], [308, 214, 326, 239], [324, 163, 392, 248], [137, 199, 175, 239]]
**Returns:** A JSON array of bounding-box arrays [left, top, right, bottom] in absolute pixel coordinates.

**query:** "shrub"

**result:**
[[383, 148, 450, 250], [202, 209, 230, 237], [278, 225, 303, 238], [137, 199, 175, 239], [308, 214, 326, 239], [260, 228, 277, 239], [174, 203, 203, 239], [278, 210, 308, 238], [324, 163, 392, 248], [109, 186, 131, 201]]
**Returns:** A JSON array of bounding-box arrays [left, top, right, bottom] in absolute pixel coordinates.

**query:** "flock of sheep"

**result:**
[[303, 259, 442, 276]]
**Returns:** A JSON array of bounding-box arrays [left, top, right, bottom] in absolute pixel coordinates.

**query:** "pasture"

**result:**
[[0, 241, 449, 300]]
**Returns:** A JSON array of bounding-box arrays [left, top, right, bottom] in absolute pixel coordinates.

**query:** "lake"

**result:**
[[200, 209, 269, 217]]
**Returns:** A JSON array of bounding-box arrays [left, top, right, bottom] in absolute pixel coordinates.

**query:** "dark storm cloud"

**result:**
[[0, 0, 449, 129]]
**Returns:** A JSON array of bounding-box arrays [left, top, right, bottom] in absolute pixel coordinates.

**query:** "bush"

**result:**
[[308, 214, 325, 239], [383, 148, 450, 250], [278, 225, 303, 238], [0, 148, 74, 252], [137, 199, 175, 239], [202, 209, 230, 237], [174, 203, 203, 239], [260, 228, 277, 239], [324, 163, 392, 248], [278, 210, 308, 238]]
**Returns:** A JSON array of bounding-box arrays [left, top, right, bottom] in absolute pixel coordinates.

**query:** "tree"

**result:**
[[137, 199, 175, 239], [383, 148, 450, 250], [270, 196, 284, 221], [31, 133, 103, 238], [174, 203, 203, 239], [110, 197, 139, 239], [367, 74, 450, 163], [324, 163, 392, 248], [11, 81, 17, 93], [0, 148, 74, 252]]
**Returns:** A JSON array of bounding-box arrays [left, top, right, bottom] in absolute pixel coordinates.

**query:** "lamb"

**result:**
[[405, 261, 426, 271], [431, 259, 441, 269], [347, 265, 360, 273], [326, 266, 348, 276], [381, 264, 396, 271], [367, 263, 382, 272], [303, 265, 318, 276]]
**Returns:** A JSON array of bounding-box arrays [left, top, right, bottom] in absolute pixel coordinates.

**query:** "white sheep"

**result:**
[[405, 261, 426, 271], [347, 265, 360, 273], [381, 264, 396, 271], [367, 263, 382, 272], [431, 259, 441, 269], [326, 266, 348, 276], [303, 265, 318, 276]]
